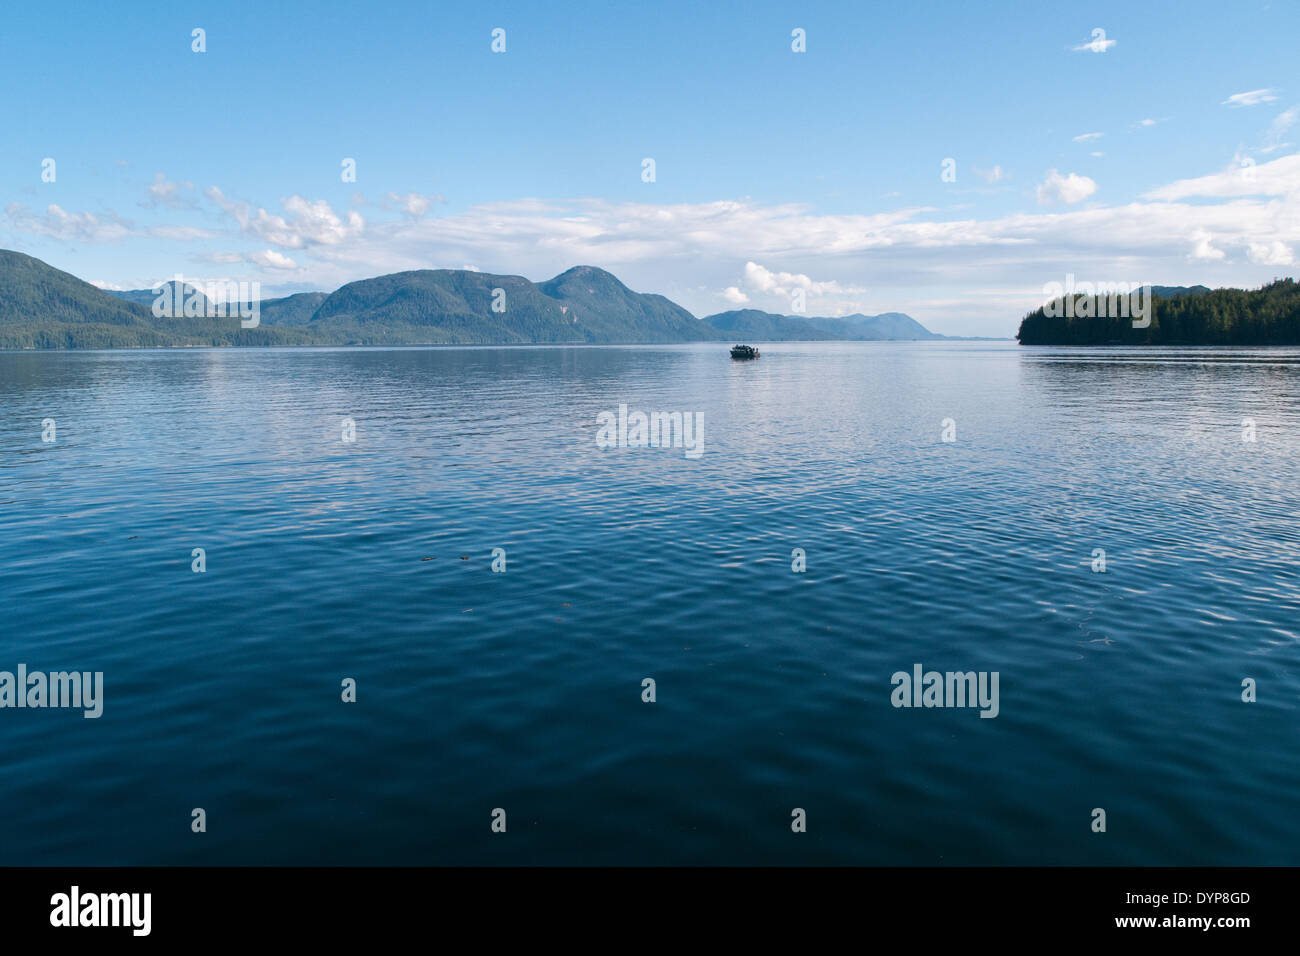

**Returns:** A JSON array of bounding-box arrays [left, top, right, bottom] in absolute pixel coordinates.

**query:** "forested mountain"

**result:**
[[306, 265, 718, 344], [0, 248, 948, 348], [0, 251, 316, 348], [108, 281, 212, 312], [1016, 279, 1300, 345], [258, 292, 330, 325]]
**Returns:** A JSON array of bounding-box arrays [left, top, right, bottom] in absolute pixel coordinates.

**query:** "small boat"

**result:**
[[730, 344, 760, 359]]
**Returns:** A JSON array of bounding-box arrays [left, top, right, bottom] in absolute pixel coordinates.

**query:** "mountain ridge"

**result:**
[[699, 308, 941, 341], [0, 248, 948, 348]]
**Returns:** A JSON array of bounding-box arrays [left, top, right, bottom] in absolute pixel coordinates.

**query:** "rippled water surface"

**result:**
[[1, 342, 1298, 865]]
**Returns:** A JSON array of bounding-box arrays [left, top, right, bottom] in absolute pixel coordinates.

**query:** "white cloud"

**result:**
[[205, 188, 364, 248], [741, 261, 866, 299], [1136, 118, 1159, 128], [720, 262, 872, 314], [1247, 240, 1294, 265], [1190, 229, 1226, 261], [6, 197, 215, 243], [4, 203, 133, 242], [142, 173, 196, 209], [248, 249, 300, 270], [1141, 152, 1300, 199], [1036, 169, 1098, 205], [385, 192, 442, 220], [1072, 30, 1116, 53], [350, 191, 446, 219], [1073, 132, 1104, 143], [148, 225, 220, 240], [1262, 106, 1298, 153], [1223, 89, 1279, 108], [972, 165, 1005, 184], [277, 183, 1297, 315], [88, 279, 126, 290], [203, 249, 300, 270]]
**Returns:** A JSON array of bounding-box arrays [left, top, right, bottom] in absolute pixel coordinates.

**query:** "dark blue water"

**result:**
[[1, 343, 1298, 865]]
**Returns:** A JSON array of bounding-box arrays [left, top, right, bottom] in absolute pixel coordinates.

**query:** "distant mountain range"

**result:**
[[1148, 285, 1213, 298], [108, 280, 211, 310], [704, 308, 941, 341], [0, 250, 946, 349]]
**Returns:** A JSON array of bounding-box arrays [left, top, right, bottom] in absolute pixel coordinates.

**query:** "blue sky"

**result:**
[[1, 0, 1297, 335]]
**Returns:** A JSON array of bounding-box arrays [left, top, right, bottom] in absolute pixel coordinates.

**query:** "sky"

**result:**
[[0, 0, 1297, 336]]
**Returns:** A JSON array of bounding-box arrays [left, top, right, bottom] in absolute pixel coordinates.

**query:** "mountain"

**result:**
[[306, 265, 719, 344], [701, 308, 941, 341], [703, 309, 836, 340], [112, 285, 327, 326], [0, 250, 162, 348], [258, 292, 329, 326], [108, 281, 212, 313], [306, 269, 581, 344], [0, 248, 943, 348], [538, 266, 716, 342], [1149, 285, 1212, 298], [1016, 279, 1300, 345], [832, 311, 942, 339], [0, 251, 311, 348], [0, 250, 153, 332]]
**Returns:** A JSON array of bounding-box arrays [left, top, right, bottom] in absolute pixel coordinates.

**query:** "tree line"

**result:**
[[1017, 279, 1300, 345]]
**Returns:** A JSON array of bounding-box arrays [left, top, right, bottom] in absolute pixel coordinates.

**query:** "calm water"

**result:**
[[1, 342, 1298, 865]]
